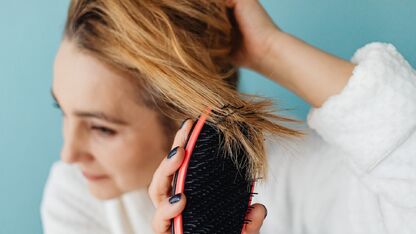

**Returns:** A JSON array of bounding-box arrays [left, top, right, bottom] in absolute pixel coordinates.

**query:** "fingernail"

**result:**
[[179, 118, 191, 130], [167, 146, 179, 159], [169, 193, 182, 204]]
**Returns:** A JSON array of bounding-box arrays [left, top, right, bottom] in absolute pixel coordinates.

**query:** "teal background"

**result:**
[[0, 0, 414, 233]]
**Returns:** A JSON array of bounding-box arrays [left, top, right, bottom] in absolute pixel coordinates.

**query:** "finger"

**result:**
[[152, 193, 187, 234], [242, 203, 267, 234], [171, 118, 194, 150], [148, 146, 185, 207], [148, 119, 194, 207]]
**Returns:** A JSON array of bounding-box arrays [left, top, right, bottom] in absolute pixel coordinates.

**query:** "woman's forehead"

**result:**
[[52, 40, 147, 123]]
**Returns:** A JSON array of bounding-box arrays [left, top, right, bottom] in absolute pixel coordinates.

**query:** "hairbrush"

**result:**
[[171, 108, 256, 234]]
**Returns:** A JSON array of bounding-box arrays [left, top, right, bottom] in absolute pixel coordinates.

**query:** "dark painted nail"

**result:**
[[179, 118, 191, 129], [167, 146, 179, 159], [169, 193, 182, 204]]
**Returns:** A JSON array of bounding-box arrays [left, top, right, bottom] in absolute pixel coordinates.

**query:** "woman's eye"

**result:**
[[91, 125, 116, 136]]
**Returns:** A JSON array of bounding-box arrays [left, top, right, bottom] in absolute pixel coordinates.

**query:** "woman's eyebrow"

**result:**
[[73, 110, 129, 125], [50, 88, 129, 126]]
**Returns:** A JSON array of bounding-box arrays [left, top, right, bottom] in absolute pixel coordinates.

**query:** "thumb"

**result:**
[[242, 203, 267, 234]]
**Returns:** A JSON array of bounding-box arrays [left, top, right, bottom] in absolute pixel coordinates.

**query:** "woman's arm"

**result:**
[[225, 0, 356, 108], [228, 0, 416, 232], [254, 31, 356, 108], [307, 41, 416, 232]]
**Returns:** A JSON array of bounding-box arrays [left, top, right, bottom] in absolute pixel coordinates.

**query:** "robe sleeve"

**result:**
[[307, 42, 416, 232]]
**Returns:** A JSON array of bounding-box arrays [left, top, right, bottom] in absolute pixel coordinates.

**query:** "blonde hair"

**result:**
[[64, 0, 305, 179]]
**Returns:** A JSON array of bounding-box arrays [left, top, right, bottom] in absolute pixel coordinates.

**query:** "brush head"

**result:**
[[172, 118, 254, 234]]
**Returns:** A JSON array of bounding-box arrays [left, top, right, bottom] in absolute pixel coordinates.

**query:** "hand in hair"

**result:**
[[226, 0, 282, 72], [226, 0, 356, 108], [148, 119, 267, 234]]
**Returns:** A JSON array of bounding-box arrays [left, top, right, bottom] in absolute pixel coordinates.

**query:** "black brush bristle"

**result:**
[[172, 119, 253, 234]]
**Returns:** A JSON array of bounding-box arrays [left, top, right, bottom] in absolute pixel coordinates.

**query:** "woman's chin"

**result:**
[[86, 180, 124, 200], [86, 179, 148, 200]]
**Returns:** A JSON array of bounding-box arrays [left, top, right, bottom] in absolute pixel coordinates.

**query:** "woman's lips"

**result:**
[[82, 171, 109, 181]]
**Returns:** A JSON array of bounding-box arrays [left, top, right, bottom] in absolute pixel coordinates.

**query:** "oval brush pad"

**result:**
[[171, 111, 255, 234]]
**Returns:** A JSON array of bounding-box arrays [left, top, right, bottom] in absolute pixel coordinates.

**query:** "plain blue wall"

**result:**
[[0, 1, 414, 233]]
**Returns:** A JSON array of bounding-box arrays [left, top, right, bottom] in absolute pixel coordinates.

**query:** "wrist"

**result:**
[[251, 30, 289, 80]]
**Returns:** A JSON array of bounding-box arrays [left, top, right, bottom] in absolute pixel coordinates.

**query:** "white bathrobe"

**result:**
[[40, 42, 416, 234]]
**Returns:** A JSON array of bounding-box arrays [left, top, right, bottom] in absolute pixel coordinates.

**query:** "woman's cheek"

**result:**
[[102, 143, 147, 189], [89, 129, 159, 190]]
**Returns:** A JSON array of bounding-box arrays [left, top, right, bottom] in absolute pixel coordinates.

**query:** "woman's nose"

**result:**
[[60, 121, 90, 164]]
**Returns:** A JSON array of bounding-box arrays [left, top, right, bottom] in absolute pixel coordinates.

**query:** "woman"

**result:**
[[41, 0, 416, 233]]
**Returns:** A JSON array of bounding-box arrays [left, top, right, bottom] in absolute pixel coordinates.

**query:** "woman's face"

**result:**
[[52, 39, 171, 200]]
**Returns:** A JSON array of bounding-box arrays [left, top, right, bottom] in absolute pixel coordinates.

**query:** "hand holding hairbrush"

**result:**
[[148, 112, 267, 234]]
